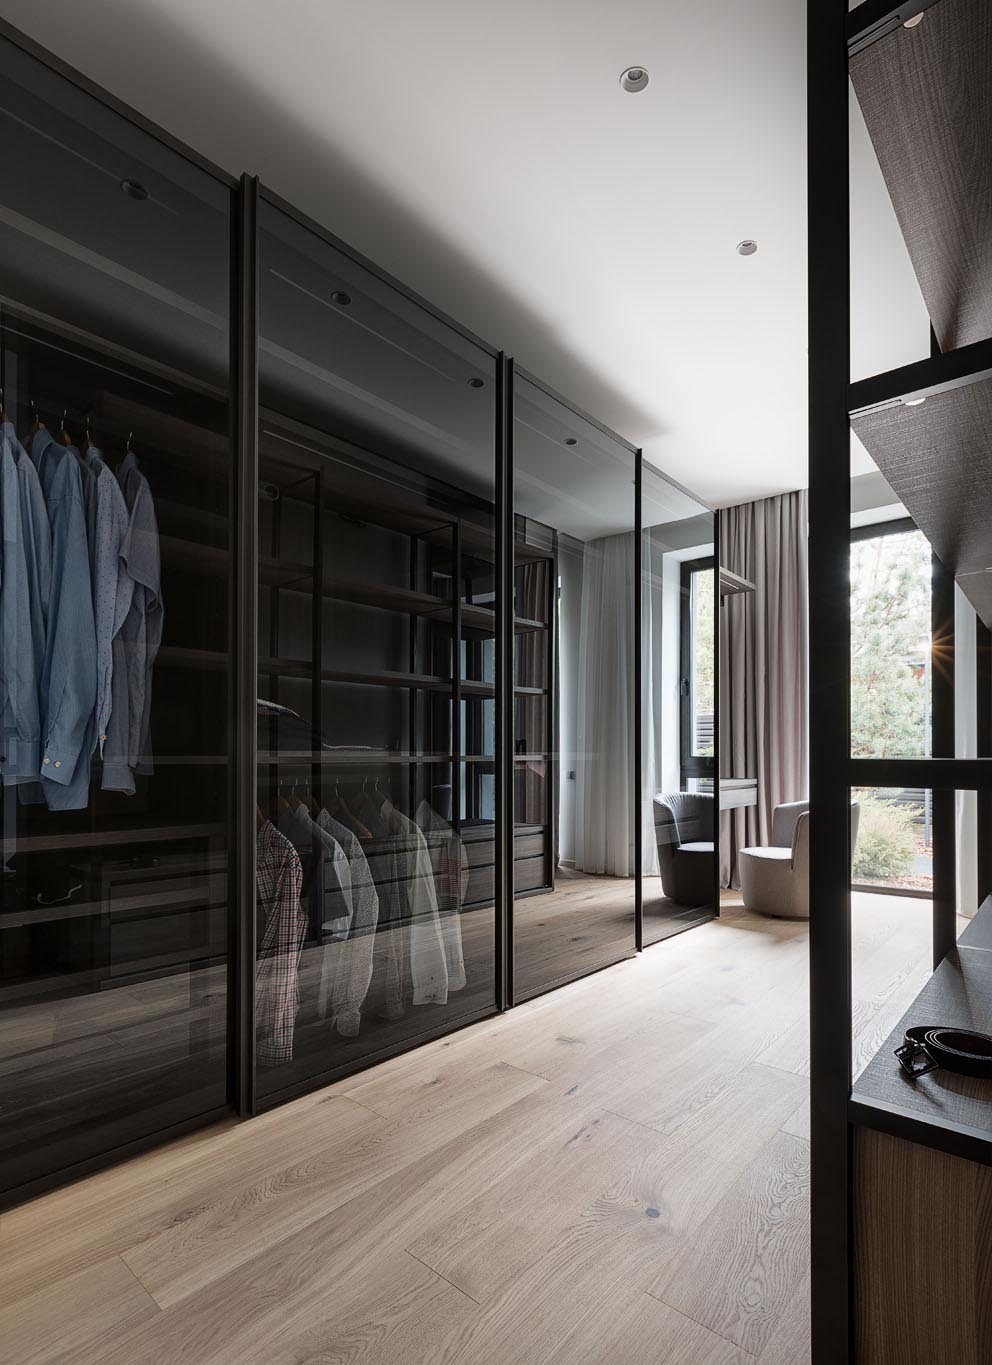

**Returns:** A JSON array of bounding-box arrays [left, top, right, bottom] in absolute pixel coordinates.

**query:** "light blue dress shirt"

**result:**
[[85, 448, 133, 758], [0, 431, 41, 782], [29, 426, 97, 810]]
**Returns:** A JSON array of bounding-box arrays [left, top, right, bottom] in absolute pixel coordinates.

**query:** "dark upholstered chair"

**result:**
[[653, 793, 716, 907]]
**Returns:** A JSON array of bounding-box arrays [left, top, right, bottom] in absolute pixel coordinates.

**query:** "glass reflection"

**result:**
[[512, 375, 637, 999], [641, 462, 718, 945], [0, 34, 231, 1196], [255, 198, 496, 1096]]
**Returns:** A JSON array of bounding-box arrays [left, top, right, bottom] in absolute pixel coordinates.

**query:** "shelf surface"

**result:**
[[852, 908, 992, 1163], [718, 567, 755, 597], [850, 0, 992, 353], [851, 374, 992, 628]]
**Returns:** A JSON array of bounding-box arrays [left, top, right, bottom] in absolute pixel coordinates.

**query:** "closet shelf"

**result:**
[[257, 750, 494, 766], [257, 659, 453, 691], [719, 568, 755, 598], [161, 536, 544, 634], [849, 0, 992, 352], [9, 822, 227, 856], [0, 884, 218, 932], [159, 647, 547, 695], [851, 372, 992, 628], [851, 899, 992, 1166], [460, 682, 547, 697]]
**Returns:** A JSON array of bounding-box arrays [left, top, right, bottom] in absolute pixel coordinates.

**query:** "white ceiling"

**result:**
[[0, 0, 930, 507]]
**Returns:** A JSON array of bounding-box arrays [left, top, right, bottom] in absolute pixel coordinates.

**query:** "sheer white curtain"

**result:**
[[574, 531, 636, 876]]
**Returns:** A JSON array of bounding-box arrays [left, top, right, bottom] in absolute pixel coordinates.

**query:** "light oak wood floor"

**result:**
[[0, 892, 934, 1364]]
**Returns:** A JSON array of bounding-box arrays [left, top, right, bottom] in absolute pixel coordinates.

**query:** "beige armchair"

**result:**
[[739, 800, 860, 919]]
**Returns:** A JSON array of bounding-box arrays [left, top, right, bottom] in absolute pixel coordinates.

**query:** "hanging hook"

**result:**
[[126, 430, 134, 454]]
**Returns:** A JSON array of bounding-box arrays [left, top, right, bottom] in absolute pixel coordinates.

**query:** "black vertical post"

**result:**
[[311, 468, 325, 800], [495, 354, 514, 1011], [547, 533, 559, 892], [233, 173, 259, 1118], [808, 1, 853, 1359], [452, 518, 463, 837], [978, 620, 992, 905], [634, 452, 643, 950], [931, 552, 956, 966], [713, 509, 721, 918]]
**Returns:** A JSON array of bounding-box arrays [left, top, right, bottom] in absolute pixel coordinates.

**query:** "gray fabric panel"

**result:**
[[852, 376, 992, 626], [718, 490, 809, 888], [850, 0, 992, 352]]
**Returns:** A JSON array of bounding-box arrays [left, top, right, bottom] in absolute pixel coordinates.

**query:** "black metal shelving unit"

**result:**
[[809, 1, 992, 1359]]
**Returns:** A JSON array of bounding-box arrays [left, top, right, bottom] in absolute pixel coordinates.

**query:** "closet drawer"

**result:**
[[110, 901, 226, 978], [104, 862, 228, 981]]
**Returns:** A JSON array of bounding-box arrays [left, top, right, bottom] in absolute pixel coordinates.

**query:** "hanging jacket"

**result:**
[[102, 451, 162, 791], [85, 448, 134, 758], [416, 800, 468, 992], [0, 432, 41, 783], [380, 798, 449, 1007], [351, 788, 406, 1019], [5, 421, 49, 690], [316, 807, 379, 1037], [256, 819, 307, 1066], [277, 802, 353, 942], [119, 451, 163, 775], [28, 427, 97, 809]]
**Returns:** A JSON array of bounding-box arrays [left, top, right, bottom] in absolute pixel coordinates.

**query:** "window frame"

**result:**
[[679, 556, 716, 785]]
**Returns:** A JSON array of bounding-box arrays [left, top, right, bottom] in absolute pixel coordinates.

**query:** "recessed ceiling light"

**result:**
[[564, 437, 578, 446], [737, 239, 758, 256], [331, 290, 352, 307], [120, 178, 149, 201], [620, 66, 649, 93], [467, 377, 485, 389], [903, 396, 927, 406], [904, 12, 925, 27]]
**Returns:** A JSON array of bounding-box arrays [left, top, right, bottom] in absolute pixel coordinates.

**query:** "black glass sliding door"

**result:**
[[0, 34, 233, 1196], [640, 463, 717, 944], [255, 196, 497, 1098], [511, 374, 637, 999]]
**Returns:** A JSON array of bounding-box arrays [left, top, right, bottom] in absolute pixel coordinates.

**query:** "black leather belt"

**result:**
[[895, 1025, 992, 1081]]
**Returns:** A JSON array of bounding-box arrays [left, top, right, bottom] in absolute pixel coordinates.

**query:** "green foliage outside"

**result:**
[[852, 793, 920, 880], [692, 570, 715, 755], [850, 530, 931, 758]]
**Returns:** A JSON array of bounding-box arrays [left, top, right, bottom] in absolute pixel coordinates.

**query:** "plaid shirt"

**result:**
[[256, 819, 306, 1066]]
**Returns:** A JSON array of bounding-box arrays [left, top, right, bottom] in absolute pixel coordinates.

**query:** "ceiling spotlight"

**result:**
[[564, 437, 578, 446], [620, 66, 649, 93], [903, 12, 925, 27], [120, 178, 149, 201], [467, 377, 485, 389], [331, 290, 352, 307], [737, 239, 758, 256]]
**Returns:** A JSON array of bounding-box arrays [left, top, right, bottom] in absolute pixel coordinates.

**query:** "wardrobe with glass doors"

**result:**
[[0, 17, 717, 1206]]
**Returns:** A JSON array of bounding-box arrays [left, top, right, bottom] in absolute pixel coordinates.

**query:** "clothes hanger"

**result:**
[[57, 409, 72, 447], [82, 411, 96, 453]]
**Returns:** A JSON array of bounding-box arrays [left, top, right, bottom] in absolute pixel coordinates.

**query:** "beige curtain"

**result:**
[[719, 490, 809, 886]]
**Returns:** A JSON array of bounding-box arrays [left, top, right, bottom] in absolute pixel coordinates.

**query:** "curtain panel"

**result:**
[[719, 489, 809, 886], [574, 531, 637, 877]]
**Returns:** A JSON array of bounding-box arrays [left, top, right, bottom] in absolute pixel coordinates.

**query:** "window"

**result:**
[[850, 520, 933, 896], [680, 558, 715, 783]]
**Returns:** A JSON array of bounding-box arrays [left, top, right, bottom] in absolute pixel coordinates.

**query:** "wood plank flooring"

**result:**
[[0, 891, 934, 1364]]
